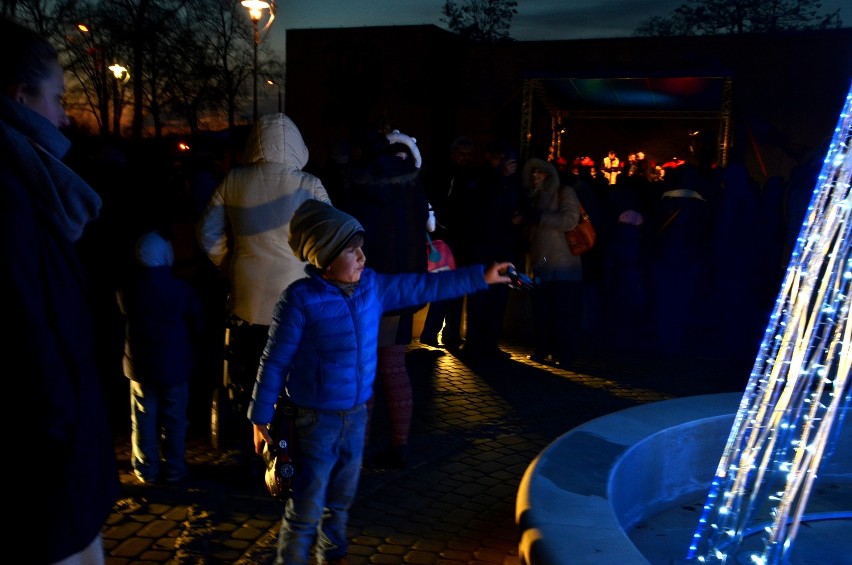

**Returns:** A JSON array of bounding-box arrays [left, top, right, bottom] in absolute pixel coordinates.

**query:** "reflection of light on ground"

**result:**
[[433, 346, 674, 403]]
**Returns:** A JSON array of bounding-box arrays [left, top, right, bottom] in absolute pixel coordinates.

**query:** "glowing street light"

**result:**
[[241, 0, 275, 122], [267, 79, 282, 113], [109, 64, 129, 81], [108, 64, 129, 137]]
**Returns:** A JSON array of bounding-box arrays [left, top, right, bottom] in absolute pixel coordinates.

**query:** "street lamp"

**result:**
[[241, 0, 275, 122], [267, 79, 282, 113], [76, 23, 109, 136], [108, 64, 129, 137]]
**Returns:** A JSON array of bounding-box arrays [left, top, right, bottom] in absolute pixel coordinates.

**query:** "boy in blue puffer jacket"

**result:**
[[248, 199, 512, 565]]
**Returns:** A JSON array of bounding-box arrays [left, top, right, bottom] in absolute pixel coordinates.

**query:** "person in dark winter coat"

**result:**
[[338, 126, 430, 467], [645, 163, 714, 354], [1, 17, 120, 565], [420, 135, 480, 351], [459, 139, 526, 362], [249, 199, 513, 565], [118, 229, 204, 485]]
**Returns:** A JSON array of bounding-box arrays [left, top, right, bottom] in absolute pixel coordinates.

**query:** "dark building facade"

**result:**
[[285, 25, 852, 184]]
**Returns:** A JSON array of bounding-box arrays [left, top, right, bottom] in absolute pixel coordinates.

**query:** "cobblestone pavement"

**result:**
[[104, 336, 752, 565]]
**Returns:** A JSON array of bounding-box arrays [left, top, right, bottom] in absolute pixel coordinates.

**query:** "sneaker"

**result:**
[[419, 337, 440, 347]]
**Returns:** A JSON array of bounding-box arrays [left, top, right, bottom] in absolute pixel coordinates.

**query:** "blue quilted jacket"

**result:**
[[248, 264, 488, 423]]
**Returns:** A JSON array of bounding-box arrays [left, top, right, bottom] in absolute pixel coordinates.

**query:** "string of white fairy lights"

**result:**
[[686, 82, 852, 564]]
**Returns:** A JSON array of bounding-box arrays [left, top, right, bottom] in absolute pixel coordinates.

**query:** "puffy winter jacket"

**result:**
[[248, 264, 488, 423], [118, 231, 204, 386], [196, 114, 330, 325], [522, 157, 583, 282]]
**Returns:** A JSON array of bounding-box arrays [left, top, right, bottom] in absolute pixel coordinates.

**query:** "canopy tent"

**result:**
[[520, 75, 733, 166]]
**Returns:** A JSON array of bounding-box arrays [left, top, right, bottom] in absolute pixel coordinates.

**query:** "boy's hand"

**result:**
[[485, 262, 514, 285], [253, 423, 273, 455]]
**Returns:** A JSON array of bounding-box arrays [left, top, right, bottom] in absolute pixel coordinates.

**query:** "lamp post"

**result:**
[[241, 0, 274, 122], [267, 79, 282, 113], [108, 64, 129, 138], [77, 23, 109, 136]]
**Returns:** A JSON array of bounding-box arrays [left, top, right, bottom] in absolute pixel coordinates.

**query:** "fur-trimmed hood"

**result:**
[[522, 157, 560, 194]]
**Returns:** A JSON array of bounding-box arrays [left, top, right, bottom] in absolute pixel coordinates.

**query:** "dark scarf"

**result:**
[[306, 264, 360, 296], [331, 280, 359, 296], [0, 96, 101, 242]]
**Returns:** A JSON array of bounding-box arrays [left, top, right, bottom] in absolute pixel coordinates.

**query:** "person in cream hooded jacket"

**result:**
[[196, 113, 330, 456], [197, 114, 330, 325]]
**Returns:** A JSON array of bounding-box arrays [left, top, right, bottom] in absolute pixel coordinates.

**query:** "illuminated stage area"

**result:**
[[515, 393, 852, 565], [517, 83, 851, 565]]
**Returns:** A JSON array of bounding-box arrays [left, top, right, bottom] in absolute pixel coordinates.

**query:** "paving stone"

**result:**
[[103, 340, 746, 564], [137, 520, 179, 538]]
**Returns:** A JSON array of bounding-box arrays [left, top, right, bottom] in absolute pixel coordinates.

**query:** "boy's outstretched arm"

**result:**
[[485, 262, 514, 285]]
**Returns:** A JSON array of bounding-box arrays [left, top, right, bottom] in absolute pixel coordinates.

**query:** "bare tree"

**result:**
[[49, 0, 193, 138], [0, 0, 20, 19], [108, 0, 193, 138], [158, 7, 228, 134], [3, 0, 53, 33], [199, 0, 254, 130], [441, 0, 518, 42], [14, 0, 114, 136], [635, 0, 842, 36], [9, 0, 287, 136]]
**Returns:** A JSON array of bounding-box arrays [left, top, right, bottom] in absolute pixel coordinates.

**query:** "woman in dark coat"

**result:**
[[339, 126, 429, 468], [0, 18, 120, 564]]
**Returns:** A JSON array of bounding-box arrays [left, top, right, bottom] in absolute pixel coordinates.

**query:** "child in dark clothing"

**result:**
[[248, 199, 512, 565], [118, 229, 204, 485]]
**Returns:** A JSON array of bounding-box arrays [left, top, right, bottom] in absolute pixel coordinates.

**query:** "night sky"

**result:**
[[267, 0, 849, 47]]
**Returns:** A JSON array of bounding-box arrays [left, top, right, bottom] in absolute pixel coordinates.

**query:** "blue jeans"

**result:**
[[130, 380, 189, 483], [275, 403, 367, 565]]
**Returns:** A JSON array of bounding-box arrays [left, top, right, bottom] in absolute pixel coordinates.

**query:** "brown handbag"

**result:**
[[564, 201, 596, 255]]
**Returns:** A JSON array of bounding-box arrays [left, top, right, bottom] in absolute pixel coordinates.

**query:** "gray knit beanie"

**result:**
[[289, 199, 364, 270]]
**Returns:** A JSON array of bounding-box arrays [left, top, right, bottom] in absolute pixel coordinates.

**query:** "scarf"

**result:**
[[0, 96, 101, 242], [329, 280, 359, 297]]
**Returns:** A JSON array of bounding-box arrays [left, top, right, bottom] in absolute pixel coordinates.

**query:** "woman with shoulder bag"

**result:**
[[522, 157, 583, 367]]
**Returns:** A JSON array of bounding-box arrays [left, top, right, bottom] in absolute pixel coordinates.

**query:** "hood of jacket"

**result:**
[[242, 113, 309, 169], [135, 230, 175, 267], [523, 157, 561, 195]]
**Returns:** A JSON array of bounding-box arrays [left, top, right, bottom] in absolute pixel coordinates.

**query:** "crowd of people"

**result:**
[[2, 16, 811, 565]]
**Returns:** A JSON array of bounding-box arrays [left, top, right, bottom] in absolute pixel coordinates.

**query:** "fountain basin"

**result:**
[[516, 393, 852, 565]]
